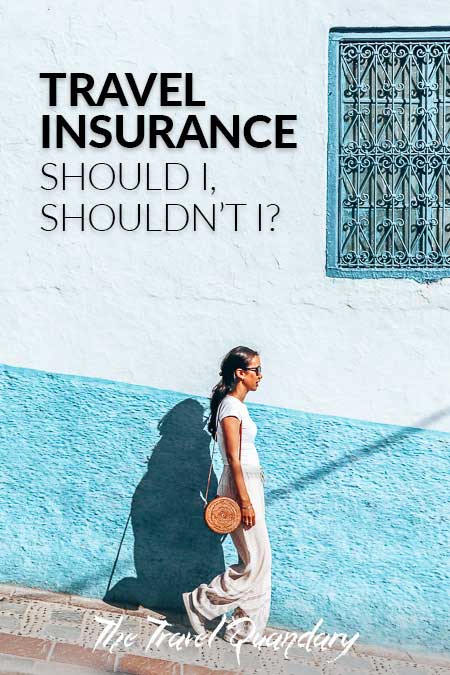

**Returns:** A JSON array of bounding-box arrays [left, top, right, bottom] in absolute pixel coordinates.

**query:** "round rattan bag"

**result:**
[[204, 495, 241, 534], [203, 410, 243, 535]]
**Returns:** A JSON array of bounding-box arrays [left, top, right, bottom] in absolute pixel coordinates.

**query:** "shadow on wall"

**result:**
[[104, 398, 225, 612]]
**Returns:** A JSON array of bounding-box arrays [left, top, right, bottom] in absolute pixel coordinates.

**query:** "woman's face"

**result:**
[[239, 354, 263, 392]]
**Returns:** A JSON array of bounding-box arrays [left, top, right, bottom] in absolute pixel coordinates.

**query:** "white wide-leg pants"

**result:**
[[190, 465, 272, 638]]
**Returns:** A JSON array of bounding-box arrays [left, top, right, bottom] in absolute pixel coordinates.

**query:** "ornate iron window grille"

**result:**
[[327, 30, 450, 279]]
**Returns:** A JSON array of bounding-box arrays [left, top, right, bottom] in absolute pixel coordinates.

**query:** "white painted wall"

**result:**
[[2, 0, 450, 431]]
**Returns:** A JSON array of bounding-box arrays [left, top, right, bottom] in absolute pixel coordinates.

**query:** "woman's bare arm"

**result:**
[[221, 416, 256, 528]]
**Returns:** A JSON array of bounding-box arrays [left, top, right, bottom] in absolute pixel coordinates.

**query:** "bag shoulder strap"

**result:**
[[204, 399, 242, 506]]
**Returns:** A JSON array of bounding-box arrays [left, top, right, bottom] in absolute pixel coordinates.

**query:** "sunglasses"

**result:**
[[245, 366, 262, 375]]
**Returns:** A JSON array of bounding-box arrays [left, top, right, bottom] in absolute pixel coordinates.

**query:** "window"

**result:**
[[327, 28, 450, 280]]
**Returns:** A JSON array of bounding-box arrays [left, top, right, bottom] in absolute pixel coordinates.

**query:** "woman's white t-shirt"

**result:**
[[216, 395, 260, 467]]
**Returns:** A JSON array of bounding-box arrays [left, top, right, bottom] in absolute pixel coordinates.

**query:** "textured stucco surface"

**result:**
[[2, 1, 450, 431], [1, 364, 449, 654]]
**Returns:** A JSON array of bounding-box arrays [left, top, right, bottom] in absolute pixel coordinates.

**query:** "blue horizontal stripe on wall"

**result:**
[[0, 363, 448, 655]]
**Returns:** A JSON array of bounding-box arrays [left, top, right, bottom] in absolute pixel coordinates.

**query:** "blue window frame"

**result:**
[[327, 28, 450, 280]]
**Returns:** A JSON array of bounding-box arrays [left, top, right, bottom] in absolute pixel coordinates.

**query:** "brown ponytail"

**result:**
[[208, 345, 259, 436]]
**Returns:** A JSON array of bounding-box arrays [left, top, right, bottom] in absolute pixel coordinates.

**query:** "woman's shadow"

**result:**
[[104, 398, 226, 614]]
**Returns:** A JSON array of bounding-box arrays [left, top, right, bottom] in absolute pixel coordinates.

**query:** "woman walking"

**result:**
[[182, 346, 272, 642]]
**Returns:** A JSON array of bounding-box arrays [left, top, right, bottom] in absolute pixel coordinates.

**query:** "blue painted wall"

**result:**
[[0, 363, 448, 654]]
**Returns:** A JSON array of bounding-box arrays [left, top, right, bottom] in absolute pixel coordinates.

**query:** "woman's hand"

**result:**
[[240, 501, 255, 528]]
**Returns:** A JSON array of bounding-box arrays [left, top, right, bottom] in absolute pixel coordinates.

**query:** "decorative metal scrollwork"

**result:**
[[337, 39, 450, 269]]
